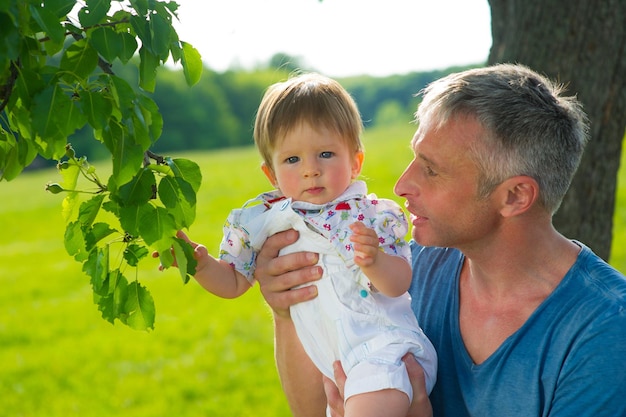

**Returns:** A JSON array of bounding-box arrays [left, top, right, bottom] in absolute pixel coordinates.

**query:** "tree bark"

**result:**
[[488, 0, 626, 260]]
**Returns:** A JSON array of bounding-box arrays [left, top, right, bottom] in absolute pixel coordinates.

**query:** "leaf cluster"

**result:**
[[1, 0, 204, 330], [51, 146, 201, 330]]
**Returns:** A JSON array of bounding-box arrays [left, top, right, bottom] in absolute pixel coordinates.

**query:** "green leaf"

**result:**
[[31, 85, 71, 158], [130, 15, 151, 51], [0, 136, 37, 181], [173, 237, 197, 283], [60, 39, 99, 80], [125, 281, 155, 331], [84, 246, 109, 294], [96, 270, 129, 324], [123, 243, 149, 267], [130, 108, 151, 150], [101, 121, 144, 186], [43, 37, 65, 57], [165, 157, 202, 193], [29, 4, 65, 43], [64, 220, 89, 261], [181, 41, 202, 86], [171, 238, 189, 284], [62, 192, 80, 222], [13, 68, 46, 109], [138, 205, 176, 247], [46, 0, 76, 18], [101, 273, 128, 325], [78, 90, 112, 130], [109, 75, 135, 117], [117, 168, 156, 206], [157, 175, 179, 208], [84, 222, 116, 251], [129, 0, 149, 17], [90, 26, 122, 63], [149, 12, 171, 61], [169, 37, 182, 63], [118, 32, 138, 64], [78, 0, 111, 27], [77, 194, 106, 226], [59, 159, 81, 221], [136, 94, 162, 146], [139, 46, 158, 92], [157, 241, 175, 269], [158, 176, 196, 228], [118, 204, 141, 236], [0, 13, 20, 61], [7, 105, 34, 143]]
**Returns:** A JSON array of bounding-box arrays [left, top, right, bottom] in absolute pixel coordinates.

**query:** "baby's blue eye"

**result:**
[[320, 151, 333, 159], [286, 156, 299, 164]]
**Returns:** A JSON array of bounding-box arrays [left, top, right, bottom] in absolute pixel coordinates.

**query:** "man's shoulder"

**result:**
[[573, 243, 626, 305]]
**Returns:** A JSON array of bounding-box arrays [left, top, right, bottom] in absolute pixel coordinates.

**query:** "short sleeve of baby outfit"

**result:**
[[365, 195, 411, 264], [218, 207, 257, 284]]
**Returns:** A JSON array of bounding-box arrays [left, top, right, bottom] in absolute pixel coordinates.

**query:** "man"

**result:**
[[254, 64, 626, 417]]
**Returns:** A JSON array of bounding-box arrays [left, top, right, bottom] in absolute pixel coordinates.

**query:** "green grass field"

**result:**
[[1, 124, 624, 416]]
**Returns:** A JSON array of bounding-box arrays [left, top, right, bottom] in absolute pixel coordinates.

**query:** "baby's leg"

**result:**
[[344, 388, 410, 417]]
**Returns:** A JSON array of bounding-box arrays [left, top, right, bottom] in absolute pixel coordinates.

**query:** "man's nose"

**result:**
[[394, 161, 416, 197]]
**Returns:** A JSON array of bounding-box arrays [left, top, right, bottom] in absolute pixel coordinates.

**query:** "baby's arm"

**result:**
[[173, 231, 252, 299], [349, 222, 412, 298]]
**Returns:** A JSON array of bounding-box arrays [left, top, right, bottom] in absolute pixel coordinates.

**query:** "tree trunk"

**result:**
[[488, 0, 626, 260]]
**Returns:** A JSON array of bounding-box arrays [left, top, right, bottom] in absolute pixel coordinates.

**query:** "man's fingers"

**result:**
[[403, 354, 433, 417], [323, 373, 344, 417], [256, 230, 300, 263], [253, 229, 323, 318]]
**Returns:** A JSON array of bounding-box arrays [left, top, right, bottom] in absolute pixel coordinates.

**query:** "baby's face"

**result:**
[[263, 122, 363, 205]]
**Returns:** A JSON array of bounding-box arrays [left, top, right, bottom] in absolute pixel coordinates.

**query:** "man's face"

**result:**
[[394, 116, 501, 249]]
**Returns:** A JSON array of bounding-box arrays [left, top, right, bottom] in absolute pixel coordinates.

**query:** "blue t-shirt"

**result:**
[[408, 241, 626, 417]]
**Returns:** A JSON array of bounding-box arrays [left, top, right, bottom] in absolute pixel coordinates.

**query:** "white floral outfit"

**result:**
[[219, 181, 437, 401]]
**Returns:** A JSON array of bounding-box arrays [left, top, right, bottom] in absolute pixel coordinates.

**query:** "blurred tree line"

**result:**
[[63, 53, 476, 162]]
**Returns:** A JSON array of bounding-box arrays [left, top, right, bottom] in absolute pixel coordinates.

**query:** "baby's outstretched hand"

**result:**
[[349, 222, 380, 267], [152, 230, 209, 273]]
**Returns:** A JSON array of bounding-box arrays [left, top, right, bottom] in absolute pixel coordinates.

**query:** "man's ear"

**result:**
[[498, 175, 539, 218], [261, 163, 277, 187], [352, 151, 364, 179]]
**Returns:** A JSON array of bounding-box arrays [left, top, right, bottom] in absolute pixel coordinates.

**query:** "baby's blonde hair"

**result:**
[[254, 73, 363, 170]]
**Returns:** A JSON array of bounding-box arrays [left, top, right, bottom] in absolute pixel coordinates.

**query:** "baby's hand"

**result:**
[[152, 230, 210, 274], [349, 222, 380, 267]]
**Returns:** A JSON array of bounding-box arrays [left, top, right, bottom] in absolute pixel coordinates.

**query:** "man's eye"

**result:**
[[320, 151, 333, 159], [286, 156, 299, 164], [426, 166, 437, 176]]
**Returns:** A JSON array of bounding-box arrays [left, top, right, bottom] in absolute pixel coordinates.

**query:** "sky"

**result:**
[[171, 0, 492, 78]]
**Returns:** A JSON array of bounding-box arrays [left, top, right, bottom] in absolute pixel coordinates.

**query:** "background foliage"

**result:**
[[0, 0, 208, 330]]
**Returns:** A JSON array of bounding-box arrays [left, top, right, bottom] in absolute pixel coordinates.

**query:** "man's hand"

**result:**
[[255, 229, 322, 318], [323, 354, 433, 417]]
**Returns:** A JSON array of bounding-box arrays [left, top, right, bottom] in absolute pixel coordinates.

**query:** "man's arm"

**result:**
[[274, 314, 327, 417], [255, 230, 327, 417]]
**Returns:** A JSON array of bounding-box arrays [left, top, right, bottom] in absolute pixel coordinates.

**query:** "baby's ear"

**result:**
[[352, 151, 364, 178], [261, 163, 277, 187]]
